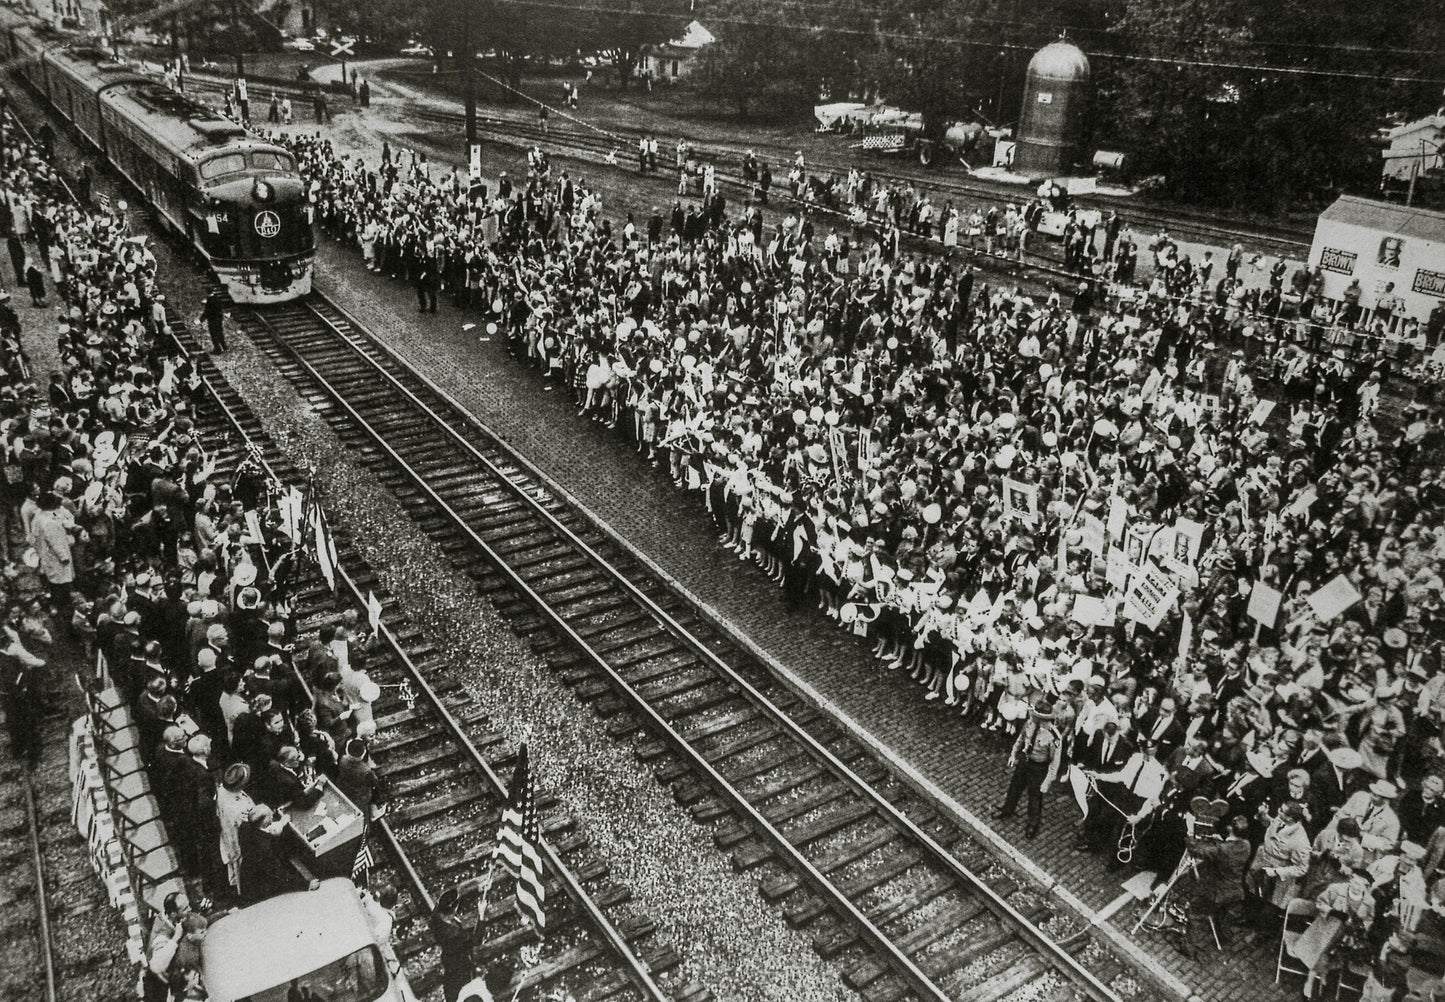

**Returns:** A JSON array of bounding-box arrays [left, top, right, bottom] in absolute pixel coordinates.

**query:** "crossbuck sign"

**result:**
[[330, 39, 355, 57]]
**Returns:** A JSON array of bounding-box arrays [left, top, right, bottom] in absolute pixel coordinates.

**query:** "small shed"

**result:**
[[643, 20, 715, 82], [1310, 195, 1445, 321]]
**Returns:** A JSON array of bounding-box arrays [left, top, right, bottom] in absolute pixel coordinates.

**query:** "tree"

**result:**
[[571, 0, 690, 86]]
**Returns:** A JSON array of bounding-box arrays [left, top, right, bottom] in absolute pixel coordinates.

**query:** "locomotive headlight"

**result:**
[[254, 180, 273, 203]]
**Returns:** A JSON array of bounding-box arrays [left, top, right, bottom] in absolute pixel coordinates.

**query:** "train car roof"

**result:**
[[38, 44, 151, 93], [201, 879, 375, 1002], [100, 81, 257, 157]]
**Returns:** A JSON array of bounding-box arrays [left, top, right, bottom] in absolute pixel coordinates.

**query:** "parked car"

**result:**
[[281, 36, 315, 51], [399, 40, 432, 57]]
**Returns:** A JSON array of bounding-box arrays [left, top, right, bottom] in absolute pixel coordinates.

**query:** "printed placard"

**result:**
[[1414, 269, 1445, 299], [1169, 517, 1205, 571], [1002, 478, 1039, 524], [1319, 247, 1356, 276], [1306, 574, 1363, 622], [1246, 581, 1284, 628], [1123, 561, 1179, 630]]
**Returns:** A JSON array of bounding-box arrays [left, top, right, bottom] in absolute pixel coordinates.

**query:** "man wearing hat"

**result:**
[[1368, 842, 1430, 937], [337, 738, 387, 823], [430, 886, 480, 1002], [995, 698, 1064, 839], [1397, 774, 1445, 844], [1319, 779, 1402, 863], [1077, 735, 1168, 864], [1310, 740, 1363, 820]]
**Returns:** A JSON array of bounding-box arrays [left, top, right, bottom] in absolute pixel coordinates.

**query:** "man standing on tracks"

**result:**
[[994, 698, 1063, 839], [2, 647, 43, 769], [200, 291, 228, 353], [430, 887, 478, 1002]]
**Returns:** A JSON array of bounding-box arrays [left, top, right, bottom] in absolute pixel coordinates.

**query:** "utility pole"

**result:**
[[232, 0, 245, 81], [170, 15, 183, 91], [462, 1, 478, 170]]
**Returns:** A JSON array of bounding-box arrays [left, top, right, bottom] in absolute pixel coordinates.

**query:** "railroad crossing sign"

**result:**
[[330, 39, 354, 58]]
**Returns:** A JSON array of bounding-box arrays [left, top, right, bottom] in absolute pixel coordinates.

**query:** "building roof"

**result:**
[[668, 20, 715, 49], [1386, 114, 1445, 143], [1319, 195, 1445, 243]]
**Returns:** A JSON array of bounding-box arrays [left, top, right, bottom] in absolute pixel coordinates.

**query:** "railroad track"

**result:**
[[0, 763, 58, 1002], [234, 290, 1132, 1002], [398, 96, 1311, 259], [166, 317, 696, 1002]]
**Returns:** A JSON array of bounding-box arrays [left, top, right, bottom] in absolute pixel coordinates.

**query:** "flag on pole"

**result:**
[[492, 744, 545, 930], [351, 830, 375, 885], [303, 480, 338, 592]]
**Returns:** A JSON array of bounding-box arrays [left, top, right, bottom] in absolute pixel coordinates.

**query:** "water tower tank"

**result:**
[[1014, 40, 1090, 178]]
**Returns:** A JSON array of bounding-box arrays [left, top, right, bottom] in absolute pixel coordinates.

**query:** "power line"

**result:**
[[482, 0, 1445, 85]]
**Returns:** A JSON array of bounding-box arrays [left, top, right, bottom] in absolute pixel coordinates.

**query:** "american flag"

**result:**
[[492, 744, 546, 930], [351, 830, 375, 885]]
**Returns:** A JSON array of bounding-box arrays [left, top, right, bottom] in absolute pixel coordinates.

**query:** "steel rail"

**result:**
[[24, 775, 59, 1002], [246, 299, 957, 1002], [399, 100, 1312, 252], [249, 293, 1122, 1002], [303, 293, 1125, 1002], [169, 320, 671, 1002]]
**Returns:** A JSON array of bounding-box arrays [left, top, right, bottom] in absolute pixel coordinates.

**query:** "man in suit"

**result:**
[[1181, 815, 1253, 957], [1396, 774, 1445, 845], [995, 699, 1064, 840], [1136, 696, 1186, 759], [1310, 743, 1363, 822], [1079, 719, 1133, 772], [262, 746, 323, 810]]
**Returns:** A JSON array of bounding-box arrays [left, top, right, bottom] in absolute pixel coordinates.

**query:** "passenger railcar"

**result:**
[[0, 13, 313, 303]]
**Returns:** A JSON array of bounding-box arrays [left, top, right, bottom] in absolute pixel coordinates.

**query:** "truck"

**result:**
[[814, 102, 1002, 167], [200, 878, 413, 1002]]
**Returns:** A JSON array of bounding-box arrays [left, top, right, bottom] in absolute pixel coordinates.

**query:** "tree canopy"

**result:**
[[345, 0, 1445, 213]]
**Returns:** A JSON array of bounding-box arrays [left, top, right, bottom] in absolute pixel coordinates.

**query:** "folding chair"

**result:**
[[1335, 958, 1372, 1001], [1277, 897, 1318, 984]]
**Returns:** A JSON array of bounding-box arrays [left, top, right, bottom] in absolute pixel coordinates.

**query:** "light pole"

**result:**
[[1407, 137, 1444, 207]]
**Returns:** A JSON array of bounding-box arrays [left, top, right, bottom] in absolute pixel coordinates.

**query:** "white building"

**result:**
[[1381, 113, 1445, 183], [1310, 195, 1445, 322], [642, 20, 715, 82]]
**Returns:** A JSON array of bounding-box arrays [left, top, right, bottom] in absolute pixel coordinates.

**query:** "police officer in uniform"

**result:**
[[995, 698, 1064, 839]]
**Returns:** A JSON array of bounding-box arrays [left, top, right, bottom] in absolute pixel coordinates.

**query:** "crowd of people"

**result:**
[[0, 122, 408, 1001], [274, 124, 1445, 996]]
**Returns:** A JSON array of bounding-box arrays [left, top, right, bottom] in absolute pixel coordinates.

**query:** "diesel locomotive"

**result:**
[[0, 13, 313, 303]]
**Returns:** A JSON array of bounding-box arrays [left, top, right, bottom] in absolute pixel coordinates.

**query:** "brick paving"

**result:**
[[311, 240, 1298, 1002]]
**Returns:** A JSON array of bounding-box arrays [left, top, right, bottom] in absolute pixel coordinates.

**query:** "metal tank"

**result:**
[[1013, 40, 1090, 178]]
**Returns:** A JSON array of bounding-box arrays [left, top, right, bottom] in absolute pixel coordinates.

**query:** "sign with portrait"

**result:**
[[1001, 478, 1039, 524], [1319, 246, 1356, 275], [1378, 236, 1405, 269]]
